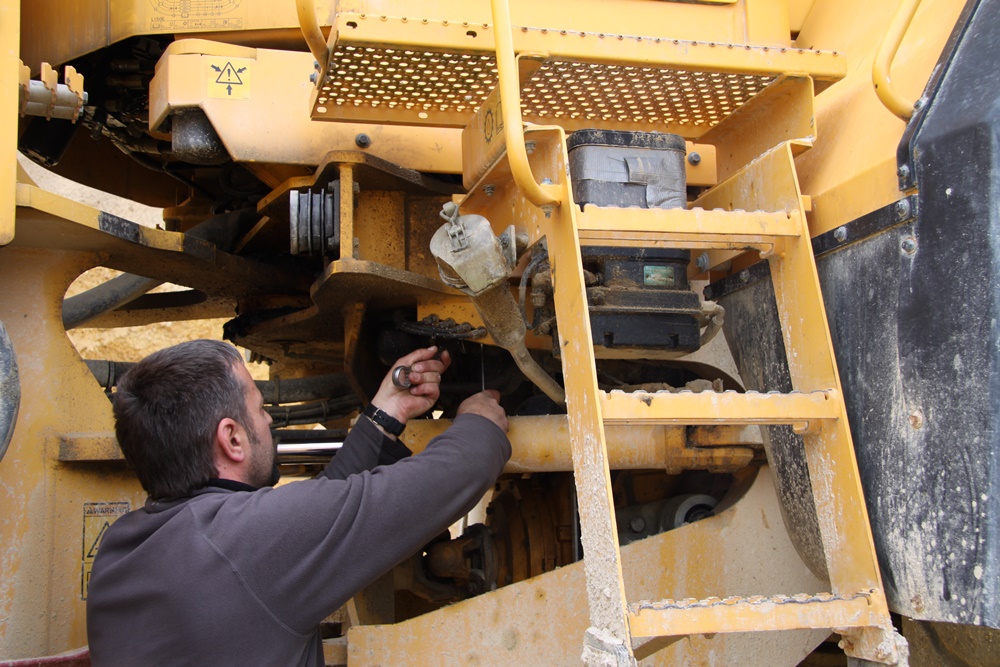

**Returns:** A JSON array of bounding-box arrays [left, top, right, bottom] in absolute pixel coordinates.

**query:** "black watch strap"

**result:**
[[364, 404, 406, 437]]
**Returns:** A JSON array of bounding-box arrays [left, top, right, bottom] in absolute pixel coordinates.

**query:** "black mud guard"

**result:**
[[845, 0, 1000, 627], [709, 0, 1000, 628]]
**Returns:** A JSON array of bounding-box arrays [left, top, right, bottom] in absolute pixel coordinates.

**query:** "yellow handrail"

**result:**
[[490, 0, 559, 208], [296, 0, 329, 68], [872, 0, 923, 121]]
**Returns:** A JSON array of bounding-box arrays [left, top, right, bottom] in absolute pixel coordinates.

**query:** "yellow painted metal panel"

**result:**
[[628, 590, 885, 638], [148, 43, 463, 173], [600, 389, 840, 426], [0, 248, 146, 658], [699, 75, 817, 182], [19, 0, 335, 71], [576, 207, 802, 252], [336, 0, 758, 46], [349, 468, 831, 666], [402, 414, 757, 474], [0, 0, 17, 246], [794, 0, 964, 237]]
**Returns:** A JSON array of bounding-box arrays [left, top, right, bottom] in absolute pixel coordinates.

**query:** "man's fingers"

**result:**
[[406, 370, 441, 386], [398, 345, 440, 367]]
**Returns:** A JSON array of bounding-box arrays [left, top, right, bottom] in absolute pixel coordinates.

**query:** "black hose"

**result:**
[[63, 208, 259, 330], [85, 359, 356, 403]]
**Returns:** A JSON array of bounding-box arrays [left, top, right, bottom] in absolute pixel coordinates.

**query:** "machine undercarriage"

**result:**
[[3, 1, 998, 665]]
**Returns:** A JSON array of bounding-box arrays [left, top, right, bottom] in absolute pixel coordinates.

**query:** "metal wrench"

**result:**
[[391, 347, 444, 389]]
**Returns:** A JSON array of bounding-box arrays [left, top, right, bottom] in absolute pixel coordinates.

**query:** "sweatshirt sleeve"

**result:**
[[319, 415, 412, 480], [206, 413, 510, 634]]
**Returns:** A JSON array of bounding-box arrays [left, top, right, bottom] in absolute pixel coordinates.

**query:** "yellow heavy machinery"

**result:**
[[2, 0, 997, 664]]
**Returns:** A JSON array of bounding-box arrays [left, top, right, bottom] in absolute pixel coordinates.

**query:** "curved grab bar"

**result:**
[[296, 0, 330, 69], [490, 0, 559, 208], [872, 0, 923, 121]]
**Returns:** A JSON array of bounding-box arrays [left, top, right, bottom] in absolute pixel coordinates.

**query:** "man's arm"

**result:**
[[208, 395, 510, 635], [318, 346, 449, 480], [318, 416, 411, 480]]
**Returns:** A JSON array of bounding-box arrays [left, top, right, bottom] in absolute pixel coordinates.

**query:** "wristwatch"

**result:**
[[364, 404, 406, 437]]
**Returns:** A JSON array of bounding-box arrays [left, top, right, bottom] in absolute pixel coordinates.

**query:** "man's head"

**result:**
[[113, 339, 276, 500]]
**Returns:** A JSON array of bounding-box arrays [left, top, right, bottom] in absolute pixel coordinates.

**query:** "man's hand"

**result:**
[[457, 390, 508, 432], [371, 347, 451, 425]]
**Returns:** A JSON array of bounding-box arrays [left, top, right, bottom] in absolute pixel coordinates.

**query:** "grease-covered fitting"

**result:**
[[430, 205, 565, 405]]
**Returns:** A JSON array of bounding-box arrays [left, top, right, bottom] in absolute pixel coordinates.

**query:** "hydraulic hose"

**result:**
[[63, 209, 258, 330]]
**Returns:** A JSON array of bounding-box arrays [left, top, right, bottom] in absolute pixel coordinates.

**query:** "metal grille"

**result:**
[[315, 44, 773, 128], [522, 62, 772, 126], [315, 45, 498, 115]]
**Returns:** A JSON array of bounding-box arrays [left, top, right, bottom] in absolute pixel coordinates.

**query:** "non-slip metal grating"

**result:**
[[315, 45, 498, 116], [521, 61, 772, 126], [314, 44, 775, 130]]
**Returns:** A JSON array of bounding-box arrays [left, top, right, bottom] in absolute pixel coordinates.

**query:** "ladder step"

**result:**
[[600, 389, 840, 426], [628, 590, 880, 639], [576, 206, 802, 250]]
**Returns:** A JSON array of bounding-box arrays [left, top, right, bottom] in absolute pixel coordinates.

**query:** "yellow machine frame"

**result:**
[[0, 0, 970, 664]]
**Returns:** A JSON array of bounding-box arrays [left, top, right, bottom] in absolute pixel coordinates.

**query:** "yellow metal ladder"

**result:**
[[310, 0, 899, 661], [461, 1, 899, 664]]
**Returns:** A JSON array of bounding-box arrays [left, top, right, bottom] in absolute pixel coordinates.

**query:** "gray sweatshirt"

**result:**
[[86, 414, 510, 666]]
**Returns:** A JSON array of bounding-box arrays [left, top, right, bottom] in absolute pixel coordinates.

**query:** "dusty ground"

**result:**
[[20, 156, 265, 378]]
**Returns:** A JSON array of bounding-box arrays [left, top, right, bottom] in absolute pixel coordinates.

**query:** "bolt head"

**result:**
[[895, 199, 911, 219], [688, 152, 702, 166], [525, 141, 536, 154], [898, 164, 911, 179], [901, 236, 917, 255], [355, 133, 371, 148], [696, 252, 710, 271], [629, 516, 646, 533], [483, 184, 496, 196], [309, 72, 318, 83], [833, 226, 847, 242]]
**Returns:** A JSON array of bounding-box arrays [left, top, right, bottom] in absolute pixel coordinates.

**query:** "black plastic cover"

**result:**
[[839, 0, 1000, 627], [711, 0, 1000, 627]]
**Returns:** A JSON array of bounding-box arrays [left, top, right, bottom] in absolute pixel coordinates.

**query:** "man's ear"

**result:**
[[215, 417, 248, 464]]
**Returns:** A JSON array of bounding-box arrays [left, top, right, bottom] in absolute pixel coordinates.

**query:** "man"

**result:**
[[86, 339, 510, 666]]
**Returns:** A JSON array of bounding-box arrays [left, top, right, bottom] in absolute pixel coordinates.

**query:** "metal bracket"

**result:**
[[704, 194, 919, 301]]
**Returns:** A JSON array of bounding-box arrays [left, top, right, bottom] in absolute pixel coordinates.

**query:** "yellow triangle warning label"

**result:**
[[212, 61, 245, 85], [87, 521, 110, 559], [208, 58, 252, 100]]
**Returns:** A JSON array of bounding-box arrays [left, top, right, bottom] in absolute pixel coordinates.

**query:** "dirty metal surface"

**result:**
[[348, 467, 830, 666]]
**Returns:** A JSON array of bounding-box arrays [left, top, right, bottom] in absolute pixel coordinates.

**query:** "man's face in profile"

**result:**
[[236, 364, 280, 488]]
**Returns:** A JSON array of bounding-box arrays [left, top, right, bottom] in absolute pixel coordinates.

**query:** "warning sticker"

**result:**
[[81, 502, 130, 600], [208, 58, 252, 100]]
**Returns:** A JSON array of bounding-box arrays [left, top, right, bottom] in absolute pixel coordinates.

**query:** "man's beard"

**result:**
[[247, 428, 281, 488]]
